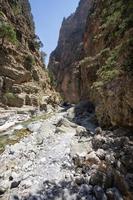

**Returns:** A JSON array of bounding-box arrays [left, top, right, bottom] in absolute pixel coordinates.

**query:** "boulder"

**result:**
[[2, 93, 24, 107], [95, 127, 103, 135], [96, 149, 106, 160], [25, 95, 32, 105], [31, 96, 39, 106], [106, 188, 123, 200], [79, 184, 93, 197], [32, 69, 39, 81], [56, 118, 77, 128], [105, 153, 115, 165], [10, 181, 21, 189], [12, 85, 22, 94], [90, 169, 113, 189], [94, 185, 107, 200], [86, 151, 100, 165], [92, 134, 106, 149], [76, 126, 88, 137], [66, 107, 75, 120]]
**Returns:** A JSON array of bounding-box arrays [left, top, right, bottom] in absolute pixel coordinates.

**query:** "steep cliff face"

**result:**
[[48, 0, 93, 103], [81, 0, 133, 127], [0, 0, 58, 108], [49, 0, 133, 127]]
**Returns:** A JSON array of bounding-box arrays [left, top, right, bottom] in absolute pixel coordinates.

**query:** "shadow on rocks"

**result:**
[[71, 101, 98, 132], [17, 179, 96, 200]]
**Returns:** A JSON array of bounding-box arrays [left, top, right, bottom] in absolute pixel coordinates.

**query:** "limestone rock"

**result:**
[[94, 185, 107, 200], [10, 181, 21, 189], [106, 188, 123, 200], [86, 151, 100, 165], [96, 149, 106, 160], [48, 0, 93, 103], [76, 126, 87, 136], [48, 0, 133, 127], [92, 135, 106, 150], [0, 0, 59, 108]]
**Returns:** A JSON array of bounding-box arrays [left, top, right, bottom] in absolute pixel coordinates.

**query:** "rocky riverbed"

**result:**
[[0, 103, 133, 200]]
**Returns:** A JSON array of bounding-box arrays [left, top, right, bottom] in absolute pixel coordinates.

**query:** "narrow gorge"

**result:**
[[0, 0, 133, 200]]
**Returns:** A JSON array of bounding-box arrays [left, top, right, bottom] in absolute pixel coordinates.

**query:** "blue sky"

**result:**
[[29, 0, 79, 64]]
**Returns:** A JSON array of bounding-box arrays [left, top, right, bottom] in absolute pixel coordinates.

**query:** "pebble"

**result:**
[[0, 180, 10, 193], [0, 186, 7, 195], [39, 157, 46, 163], [21, 180, 33, 189], [10, 181, 21, 189], [23, 161, 33, 170]]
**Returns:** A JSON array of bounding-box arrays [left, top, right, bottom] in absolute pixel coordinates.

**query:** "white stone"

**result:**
[[23, 161, 33, 169], [40, 157, 46, 163], [14, 124, 23, 131], [86, 151, 100, 165]]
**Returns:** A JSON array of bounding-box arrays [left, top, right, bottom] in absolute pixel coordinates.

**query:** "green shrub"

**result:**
[[123, 45, 133, 75], [101, 0, 133, 41], [98, 69, 120, 82], [4, 92, 16, 100], [92, 81, 104, 90], [40, 51, 47, 64], [9, 0, 22, 15], [0, 11, 4, 17], [48, 70, 56, 86], [0, 22, 17, 46], [79, 57, 93, 67], [12, 5, 21, 15], [33, 35, 43, 50], [24, 55, 35, 70]]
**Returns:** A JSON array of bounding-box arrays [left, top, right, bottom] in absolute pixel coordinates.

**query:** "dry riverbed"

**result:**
[[0, 103, 133, 200]]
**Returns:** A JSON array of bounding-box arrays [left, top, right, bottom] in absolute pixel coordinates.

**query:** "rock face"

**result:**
[[49, 0, 133, 127], [48, 0, 93, 103], [0, 0, 58, 108]]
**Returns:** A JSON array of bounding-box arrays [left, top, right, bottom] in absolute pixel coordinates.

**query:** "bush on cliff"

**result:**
[[0, 22, 17, 46], [24, 55, 35, 71]]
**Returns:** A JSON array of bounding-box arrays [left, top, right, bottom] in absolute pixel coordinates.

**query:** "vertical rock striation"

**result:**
[[48, 0, 93, 103], [49, 0, 133, 127]]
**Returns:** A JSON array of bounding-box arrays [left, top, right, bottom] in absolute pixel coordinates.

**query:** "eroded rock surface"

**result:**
[[49, 0, 133, 127], [0, 0, 59, 108]]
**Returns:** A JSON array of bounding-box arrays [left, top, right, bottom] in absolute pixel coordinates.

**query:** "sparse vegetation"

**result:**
[[0, 22, 17, 46], [122, 38, 133, 74], [9, 0, 22, 15], [48, 70, 57, 87], [24, 55, 35, 70], [92, 81, 104, 90], [97, 68, 120, 82], [4, 92, 16, 101], [40, 51, 47, 65], [0, 11, 4, 17], [34, 35, 44, 50], [101, 0, 133, 41]]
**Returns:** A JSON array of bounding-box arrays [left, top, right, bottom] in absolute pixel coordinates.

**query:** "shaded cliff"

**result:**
[[48, 0, 93, 103], [49, 0, 133, 127], [0, 0, 58, 108]]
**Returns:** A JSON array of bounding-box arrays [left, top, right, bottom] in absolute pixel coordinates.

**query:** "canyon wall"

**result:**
[[0, 0, 58, 108], [48, 0, 93, 103], [49, 0, 133, 127]]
